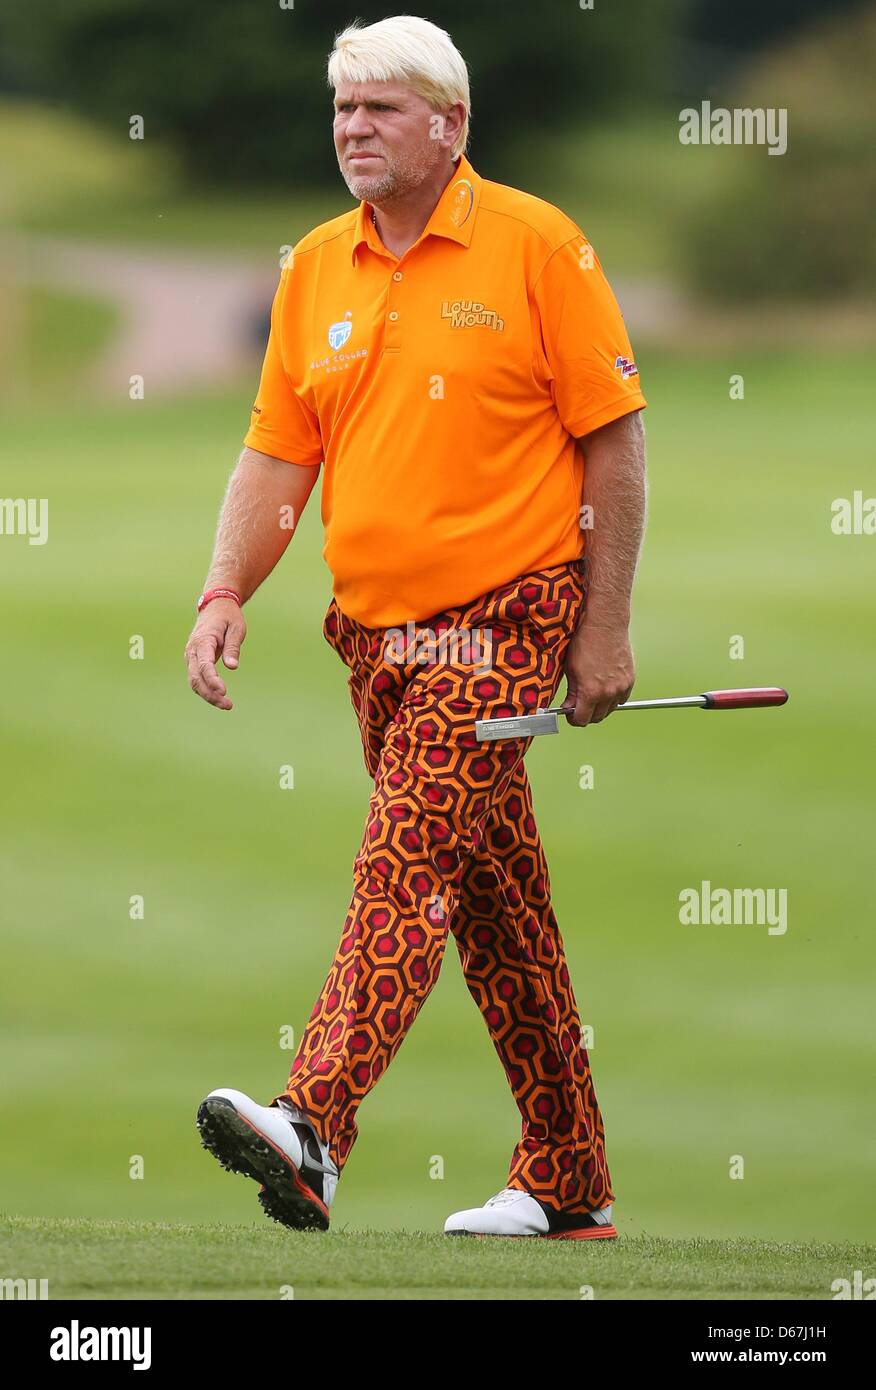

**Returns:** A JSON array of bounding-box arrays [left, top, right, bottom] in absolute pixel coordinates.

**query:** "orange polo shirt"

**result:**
[[244, 153, 646, 627]]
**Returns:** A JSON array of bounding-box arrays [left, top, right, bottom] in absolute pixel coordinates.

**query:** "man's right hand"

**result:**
[[185, 600, 247, 710]]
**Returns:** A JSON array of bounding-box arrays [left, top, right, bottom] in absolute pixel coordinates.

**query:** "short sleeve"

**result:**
[[243, 269, 324, 467], [532, 234, 647, 438]]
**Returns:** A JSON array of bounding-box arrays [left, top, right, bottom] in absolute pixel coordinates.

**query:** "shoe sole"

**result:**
[[446, 1225, 618, 1240], [196, 1095, 329, 1231]]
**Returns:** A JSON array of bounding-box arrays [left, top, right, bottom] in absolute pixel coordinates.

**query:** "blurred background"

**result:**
[[1, 0, 874, 1250]]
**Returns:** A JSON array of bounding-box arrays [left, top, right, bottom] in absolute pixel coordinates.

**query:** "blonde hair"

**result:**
[[328, 15, 471, 159]]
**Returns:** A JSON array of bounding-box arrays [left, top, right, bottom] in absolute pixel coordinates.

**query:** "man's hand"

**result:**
[[560, 621, 635, 726], [183, 446, 318, 711], [185, 600, 247, 711]]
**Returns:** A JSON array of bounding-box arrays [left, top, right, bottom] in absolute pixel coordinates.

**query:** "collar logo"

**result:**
[[328, 312, 353, 350], [448, 178, 474, 228]]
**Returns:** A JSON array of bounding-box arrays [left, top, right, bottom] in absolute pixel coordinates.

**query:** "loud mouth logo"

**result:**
[[441, 300, 505, 331]]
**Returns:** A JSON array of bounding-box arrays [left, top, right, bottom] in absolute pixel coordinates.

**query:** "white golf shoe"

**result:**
[[196, 1087, 338, 1230], [444, 1187, 617, 1240]]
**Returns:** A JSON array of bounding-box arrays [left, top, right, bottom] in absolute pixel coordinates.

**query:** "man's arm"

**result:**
[[185, 446, 320, 710], [562, 409, 647, 725]]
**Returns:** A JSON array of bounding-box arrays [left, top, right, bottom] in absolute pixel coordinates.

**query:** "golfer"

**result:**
[[186, 14, 647, 1239]]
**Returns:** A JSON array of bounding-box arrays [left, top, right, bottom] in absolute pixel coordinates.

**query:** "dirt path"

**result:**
[[23, 238, 277, 394]]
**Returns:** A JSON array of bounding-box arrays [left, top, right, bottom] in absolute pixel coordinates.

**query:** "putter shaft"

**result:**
[[474, 687, 788, 741]]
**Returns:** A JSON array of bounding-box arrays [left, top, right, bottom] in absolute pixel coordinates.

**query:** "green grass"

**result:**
[[3, 1217, 868, 1300], [19, 181, 348, 257], [15, 284, 118, 392], [0, 97, 356, 254], [1, 346, 874, 1297]]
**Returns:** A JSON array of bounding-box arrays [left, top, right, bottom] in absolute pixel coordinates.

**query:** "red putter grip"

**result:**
[[702, 687, 789, 709]]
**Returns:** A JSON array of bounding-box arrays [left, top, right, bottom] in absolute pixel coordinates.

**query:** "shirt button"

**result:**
[[388, 311, 399, 321], [392, 271, 403, 282]]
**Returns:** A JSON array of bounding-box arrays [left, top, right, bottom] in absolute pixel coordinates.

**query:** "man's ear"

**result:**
[[440, 100, 467, 152]]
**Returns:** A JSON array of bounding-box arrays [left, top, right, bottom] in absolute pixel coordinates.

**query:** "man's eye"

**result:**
[[335, 102, 393, 114]]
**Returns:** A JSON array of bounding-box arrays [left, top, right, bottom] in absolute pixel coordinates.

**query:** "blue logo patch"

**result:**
[[328, 315, 353, 350]]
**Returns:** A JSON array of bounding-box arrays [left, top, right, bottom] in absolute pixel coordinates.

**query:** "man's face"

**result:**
[[333, 80, 450, 203]]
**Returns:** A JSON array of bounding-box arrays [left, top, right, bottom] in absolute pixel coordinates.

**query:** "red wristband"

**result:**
[[197, 586, 242, 613]]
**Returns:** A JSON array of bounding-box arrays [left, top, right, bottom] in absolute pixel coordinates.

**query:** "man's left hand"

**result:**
[[560, 622, 635, 726]]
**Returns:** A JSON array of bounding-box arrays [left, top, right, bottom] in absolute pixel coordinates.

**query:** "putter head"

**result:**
[[475, 709, 561, 742]]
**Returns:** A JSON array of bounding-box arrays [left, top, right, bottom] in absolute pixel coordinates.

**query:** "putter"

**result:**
[[474, 687, 789, 742]]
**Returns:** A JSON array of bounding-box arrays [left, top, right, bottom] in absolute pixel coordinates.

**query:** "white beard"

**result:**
[[338, 140, 445, 206]]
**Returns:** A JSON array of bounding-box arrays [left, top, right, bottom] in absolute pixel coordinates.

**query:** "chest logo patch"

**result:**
[[441, 299, 505, 331], [328, 312, 353, 350]]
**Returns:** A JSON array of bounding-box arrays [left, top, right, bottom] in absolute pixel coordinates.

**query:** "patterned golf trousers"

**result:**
[[269, 559, 614, 1214]]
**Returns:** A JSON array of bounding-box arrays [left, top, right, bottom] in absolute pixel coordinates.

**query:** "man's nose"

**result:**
[[345, 105, 375, 138]]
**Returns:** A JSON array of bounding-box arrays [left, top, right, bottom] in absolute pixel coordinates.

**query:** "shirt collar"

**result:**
[[351, 153, 482, 264]]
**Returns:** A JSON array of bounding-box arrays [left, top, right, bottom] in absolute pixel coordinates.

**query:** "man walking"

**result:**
[[186, 15, 646, 1239]]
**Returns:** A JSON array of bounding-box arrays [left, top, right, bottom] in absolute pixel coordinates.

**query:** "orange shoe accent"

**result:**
[[546, 1224, 618, 1240]]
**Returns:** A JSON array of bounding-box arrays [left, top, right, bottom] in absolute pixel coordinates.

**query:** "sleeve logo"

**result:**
[[614, 355, 638, 378]]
